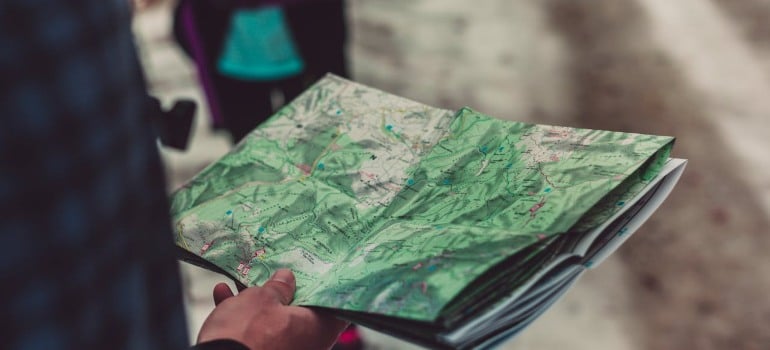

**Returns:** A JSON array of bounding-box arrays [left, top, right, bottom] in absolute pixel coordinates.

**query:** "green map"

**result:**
[[170, 74, 673, 322]]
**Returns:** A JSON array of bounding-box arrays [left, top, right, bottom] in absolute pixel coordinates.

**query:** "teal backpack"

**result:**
[[217, 6, 304, 81]]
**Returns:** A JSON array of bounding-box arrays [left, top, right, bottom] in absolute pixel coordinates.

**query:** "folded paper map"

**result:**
[[171, 74, 686, 349]]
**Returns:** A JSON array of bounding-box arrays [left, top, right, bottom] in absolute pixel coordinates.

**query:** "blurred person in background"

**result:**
[[173, 0, 348, 142], [173, 1, 363, 346], [0, 0, 346, 349]]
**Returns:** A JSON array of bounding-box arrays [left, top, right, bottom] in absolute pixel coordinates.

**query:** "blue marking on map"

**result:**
[[480, 146, 488, 154], [407, 178, 415, 186], [258, 226, 266, 233], [385, 124, 393, 131], [226, 210, 233, 215], [428, 265, 437, 272], [443, 178, 452, 185], [317, 163, 325, 170], [544, 187, 552, 193], [617, 201, 625, 206]]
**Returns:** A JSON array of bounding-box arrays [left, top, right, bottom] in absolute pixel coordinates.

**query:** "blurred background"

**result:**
[[132, 0, 770, 349]]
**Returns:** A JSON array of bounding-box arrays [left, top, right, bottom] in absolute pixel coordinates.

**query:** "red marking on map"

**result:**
[[242, 266, 250, 275], [296, 164, 312, 175], [201, 241, 214, 254], [254, 247, 266, 257], [420, 282, 427, 294], [412, 263, 423, 270], [236, 262, 245, 272], [550, 154, 560, 162], [529, 198, 546, 218]]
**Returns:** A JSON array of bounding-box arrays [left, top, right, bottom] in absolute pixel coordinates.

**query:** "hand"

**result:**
[[197, 269, 349, 350]]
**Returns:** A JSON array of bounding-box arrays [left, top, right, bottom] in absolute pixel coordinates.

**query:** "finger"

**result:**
[[212, 283, 234, 306], [292, 307, 351, 348], [261, 269, 296, 305]]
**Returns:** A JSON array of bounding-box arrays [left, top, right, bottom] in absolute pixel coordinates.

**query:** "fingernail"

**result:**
[[270, 269, 293, 284]]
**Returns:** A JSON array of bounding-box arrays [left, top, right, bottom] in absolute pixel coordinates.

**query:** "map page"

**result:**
[[170, 74, 673, 322]]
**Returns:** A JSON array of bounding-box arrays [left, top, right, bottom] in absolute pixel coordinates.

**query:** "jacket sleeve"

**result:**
[[212, 0, 325, 10], [191, 339, 251, 350]]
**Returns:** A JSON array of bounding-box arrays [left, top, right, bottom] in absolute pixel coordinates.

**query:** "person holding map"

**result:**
[[0, 1, 346, 349]]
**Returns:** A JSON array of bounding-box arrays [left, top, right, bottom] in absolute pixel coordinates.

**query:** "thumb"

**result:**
[[261, 269, 296, 305], [212, 283, 234, 306]]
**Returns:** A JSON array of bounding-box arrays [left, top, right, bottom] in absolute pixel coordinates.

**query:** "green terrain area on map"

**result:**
[[170, 74, 673, 322]]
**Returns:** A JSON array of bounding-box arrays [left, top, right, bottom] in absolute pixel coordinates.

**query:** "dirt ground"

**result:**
[[545, 1, 770, 349], [135, 1, 770, 349]]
